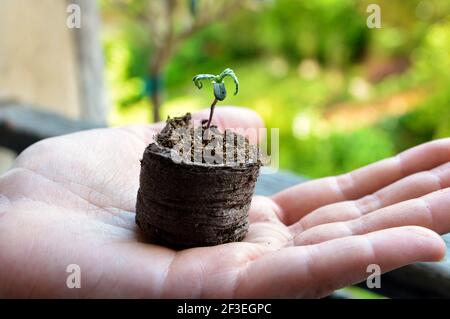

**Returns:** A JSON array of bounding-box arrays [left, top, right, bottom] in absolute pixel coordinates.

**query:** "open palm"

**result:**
[[0, 107, 449, 298]]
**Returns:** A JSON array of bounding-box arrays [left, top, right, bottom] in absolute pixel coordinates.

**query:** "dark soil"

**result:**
[[135, 113, 262, 248], [155, 113, 260, 166]]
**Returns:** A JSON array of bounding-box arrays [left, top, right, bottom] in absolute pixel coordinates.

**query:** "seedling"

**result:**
[[192, 68, 239, 129], [136, 68, 261, 248]]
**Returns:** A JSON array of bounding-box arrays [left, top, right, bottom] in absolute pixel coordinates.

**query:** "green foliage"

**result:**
[[378, 19, 450, 151], [331, 128, 396, 173], [277, 127, 395, 178], [101, 0, 450, 179], [102, 20, 151, 109]]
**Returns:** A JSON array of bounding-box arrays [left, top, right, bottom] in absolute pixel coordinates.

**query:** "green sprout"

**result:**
[[192, 68, 239, 130]]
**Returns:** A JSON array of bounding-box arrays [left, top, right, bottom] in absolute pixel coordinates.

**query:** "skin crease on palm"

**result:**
[[0, 106, 449, 298]]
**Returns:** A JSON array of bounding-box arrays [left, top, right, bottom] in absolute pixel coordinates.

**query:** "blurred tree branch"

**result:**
[[178, 0, 242, 41], [105, 0, 253, 122]]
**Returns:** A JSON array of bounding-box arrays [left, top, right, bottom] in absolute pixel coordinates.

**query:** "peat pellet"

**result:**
[[135, 113, 261, 248]]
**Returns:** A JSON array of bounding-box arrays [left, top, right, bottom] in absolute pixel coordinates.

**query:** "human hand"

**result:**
[[0, 107, 448, 298]]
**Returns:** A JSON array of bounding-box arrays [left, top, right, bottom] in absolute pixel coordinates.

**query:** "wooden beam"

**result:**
[[69, 0, 107, 124], [0, 104, 103, 153]]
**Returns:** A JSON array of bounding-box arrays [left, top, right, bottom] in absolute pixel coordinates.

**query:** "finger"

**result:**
[[122, 106, 264, 144], [272, 138, 450, 225], [294, 188, 450, 246], [235, 226, 445, 298], [297, 161, 450, 230], [192, 106, 264, 135]]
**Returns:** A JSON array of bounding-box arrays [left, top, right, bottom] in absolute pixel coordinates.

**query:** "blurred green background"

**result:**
[[100, 0, 450, 179]]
